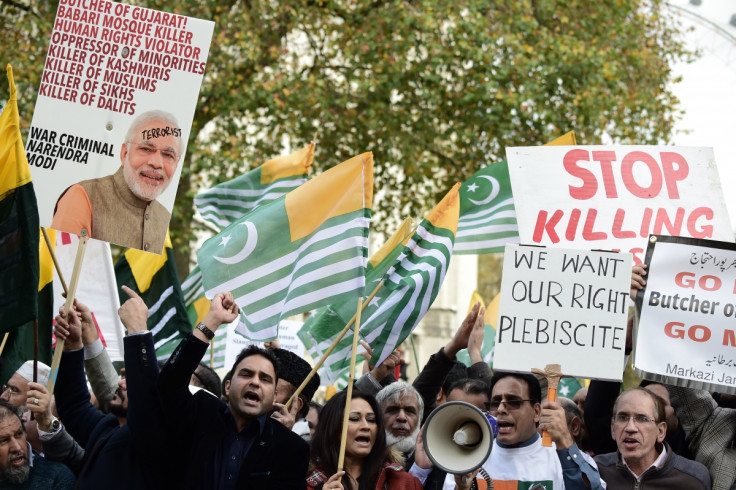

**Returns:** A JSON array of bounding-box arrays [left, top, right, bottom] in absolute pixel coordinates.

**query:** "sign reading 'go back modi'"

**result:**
[[634, 235, 736, 394], [27, 0, 214, 254], [506, 146, 733, 264]]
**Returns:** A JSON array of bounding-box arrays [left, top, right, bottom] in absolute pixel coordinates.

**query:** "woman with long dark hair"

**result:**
[[306, 390, 422, 490]]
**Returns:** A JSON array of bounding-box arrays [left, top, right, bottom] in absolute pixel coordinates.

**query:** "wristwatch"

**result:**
[[195, 322, 215, 340], [40, 417, 61, 433]]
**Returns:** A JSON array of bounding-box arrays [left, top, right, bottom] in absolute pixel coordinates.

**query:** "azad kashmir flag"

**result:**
[[115, 232, 190, 361], [184, 144, 314, 367], [198, 153, 373, 342], [307, 185, 460, 385], [194, 142, 314, 229], [0, 65, 39, 334], [298, 218, 414, 387], [456, 291, 499, 367], [454, 131, 576, 254]]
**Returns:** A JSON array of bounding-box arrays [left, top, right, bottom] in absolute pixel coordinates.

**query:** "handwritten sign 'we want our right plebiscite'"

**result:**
[[493, 244, 632, 381]]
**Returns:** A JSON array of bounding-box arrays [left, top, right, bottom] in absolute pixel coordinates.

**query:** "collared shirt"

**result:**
[[622, 444, 667, 481], [219, 412, 267, 490]]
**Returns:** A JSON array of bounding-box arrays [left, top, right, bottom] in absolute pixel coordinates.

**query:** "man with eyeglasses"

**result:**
[[478, 372, 603, 490], [594, 387, 710, 489], [52, 109, 183, 253]]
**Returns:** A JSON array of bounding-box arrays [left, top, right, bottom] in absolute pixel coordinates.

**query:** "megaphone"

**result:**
[[422, 401, 498, 475]]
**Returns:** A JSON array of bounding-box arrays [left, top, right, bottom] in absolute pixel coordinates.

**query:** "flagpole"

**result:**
[[337, 297, 362, 473], [47, 231, 89, 394], [33, 319, 38, 382], [210, 339, 215, 368], [285, 280, 385, 409], [41, 227, 68, 294], [0, 333, 8, 358]]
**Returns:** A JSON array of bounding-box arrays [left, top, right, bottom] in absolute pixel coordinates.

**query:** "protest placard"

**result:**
[[494, 244, 632, 381], [224, 319, 306, 371], [27, 0, 214, 254], [506, 146, 733, 263], [633, 235, 736, 394]]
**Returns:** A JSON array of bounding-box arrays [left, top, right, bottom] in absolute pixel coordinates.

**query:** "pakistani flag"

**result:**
[[454, 131, 576, 255], [199, 153, 373, 341], [456, 291, 499, 367], [557, 377, 584, 399], [115, 232, 191, 361], [454, 160, 518, 255], [299, 218, 414, 387], [194, 143, 314, 229]]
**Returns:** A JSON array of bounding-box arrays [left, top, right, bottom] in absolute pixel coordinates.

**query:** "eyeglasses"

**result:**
[[1, 384, 21, 396], [613, 413, 657, 426], [489, 399, 533, 412], [128, 142, 179, 163]]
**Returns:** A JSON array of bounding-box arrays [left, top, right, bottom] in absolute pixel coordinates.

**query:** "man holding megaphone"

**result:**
[[411, 373, 604, 489]]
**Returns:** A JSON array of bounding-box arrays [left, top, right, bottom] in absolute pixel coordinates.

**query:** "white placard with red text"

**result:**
[[506, 146, 733, 263], [634, 235, 736, 393], [224, 319, 306, 372], [494, 244, 632, 381], [27, 0, 213, 249]]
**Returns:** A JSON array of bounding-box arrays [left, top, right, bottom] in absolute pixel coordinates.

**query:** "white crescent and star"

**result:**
[[214, 221, 258, 265], [467, 175, 500, 206]]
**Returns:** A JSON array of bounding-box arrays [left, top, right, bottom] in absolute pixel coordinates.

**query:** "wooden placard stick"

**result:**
[[46, 231, 89, 394], [285, 280, 384, 409], [0, 332, 9, 358], [41, 227, 68, 294], [531, 363, 565, 447], [337, 297, 363, 473]]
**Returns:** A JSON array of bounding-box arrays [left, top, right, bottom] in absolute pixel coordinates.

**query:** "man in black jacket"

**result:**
[[158, 291, 309, 489], [53, 286, 175, 489]]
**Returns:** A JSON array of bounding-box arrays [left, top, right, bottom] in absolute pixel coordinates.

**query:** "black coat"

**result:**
[[159, 334, 309, 489]]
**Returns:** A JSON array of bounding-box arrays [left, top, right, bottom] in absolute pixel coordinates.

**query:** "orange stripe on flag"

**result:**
[[286, 152, 373, 241], [260, 142, 314, 184]]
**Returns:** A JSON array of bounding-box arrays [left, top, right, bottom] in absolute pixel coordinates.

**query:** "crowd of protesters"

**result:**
[[1, 265, 733, 489]]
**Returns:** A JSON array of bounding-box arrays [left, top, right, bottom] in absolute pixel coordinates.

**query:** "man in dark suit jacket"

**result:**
[[158, 292, 310, 490], [53, 286, 176, 489]]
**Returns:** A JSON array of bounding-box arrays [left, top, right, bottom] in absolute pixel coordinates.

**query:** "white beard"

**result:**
[[123, 153, 168, 201], [386, 425, 420, 454]]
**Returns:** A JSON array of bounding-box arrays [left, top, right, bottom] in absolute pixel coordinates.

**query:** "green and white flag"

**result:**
[[194, 143, 314, 229], [454, 160, 518, 255], [299, 218, 414, 387], [115, 232, 191, 361], [307, 185, 460, 384], [186, 145, 314, 367], [454, 132, 576, 255], [199, 153, 373, 341]]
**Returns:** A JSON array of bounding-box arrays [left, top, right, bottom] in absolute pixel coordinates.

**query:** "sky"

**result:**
[[667, 0, 736, 233]]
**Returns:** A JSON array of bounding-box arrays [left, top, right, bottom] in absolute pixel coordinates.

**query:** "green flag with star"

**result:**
[[198, 153, 373, 342]]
